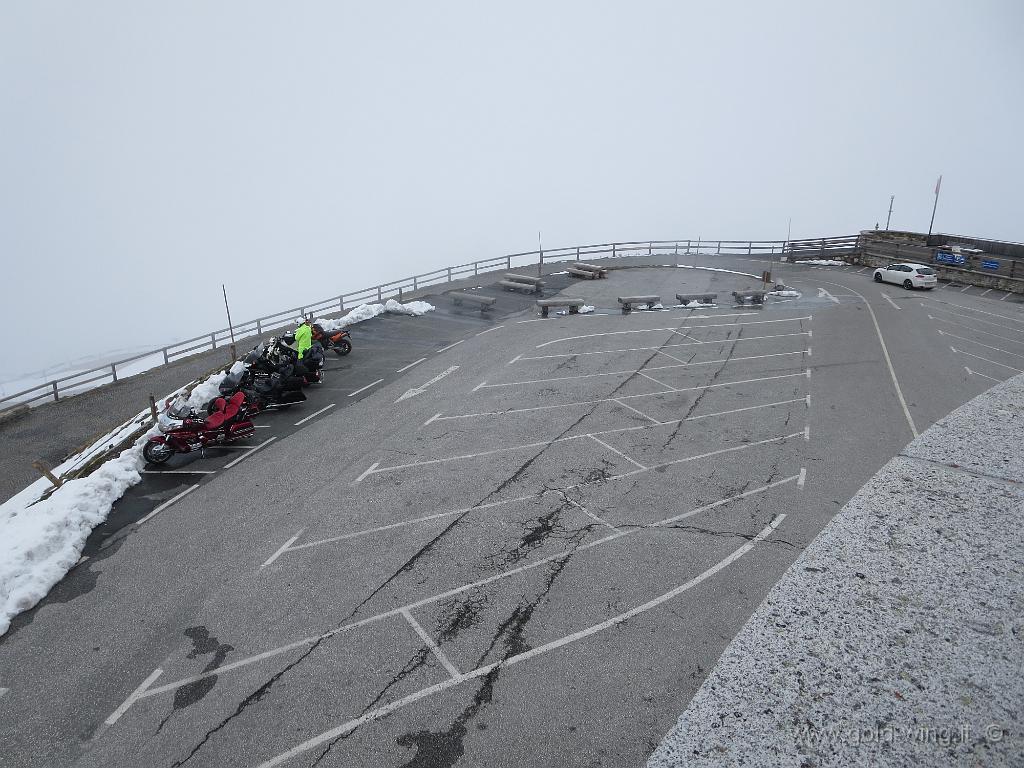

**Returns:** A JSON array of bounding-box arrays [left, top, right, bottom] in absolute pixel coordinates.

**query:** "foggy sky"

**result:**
[[2, 1, 1022, 381]]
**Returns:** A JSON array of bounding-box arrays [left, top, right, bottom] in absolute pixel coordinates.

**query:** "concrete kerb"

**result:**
[[647, 374, 1024, 768]]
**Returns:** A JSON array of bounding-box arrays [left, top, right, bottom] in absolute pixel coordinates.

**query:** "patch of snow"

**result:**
[[315, 300, 435, 331], [768, 290, 801, 298], [676, 301, 718, 309], [555, 305, 596, 316], [798, 259, 846, 266]]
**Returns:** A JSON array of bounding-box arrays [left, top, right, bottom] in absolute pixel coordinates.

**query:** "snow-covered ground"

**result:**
[[0, 300, 433, 637]]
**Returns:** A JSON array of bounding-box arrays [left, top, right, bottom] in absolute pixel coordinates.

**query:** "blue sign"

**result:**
[[935, 250, 965, 265], [981, 259, 1000, 271]]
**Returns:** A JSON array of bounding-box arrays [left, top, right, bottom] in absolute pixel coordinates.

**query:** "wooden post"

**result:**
[[229, 344, 237, 362], [149, 394, 158, 422], [32, 460, 62, 489]]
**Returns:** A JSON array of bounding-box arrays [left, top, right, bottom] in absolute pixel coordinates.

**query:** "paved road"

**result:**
[[1, 257, 1021, 767]]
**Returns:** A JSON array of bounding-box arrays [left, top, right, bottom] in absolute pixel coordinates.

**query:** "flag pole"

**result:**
[[927, 175, 942, 236]]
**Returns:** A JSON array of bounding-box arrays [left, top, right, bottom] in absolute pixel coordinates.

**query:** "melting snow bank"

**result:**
[[556, 305, 595, 315], [767, 289, 801, 298], [314, 299, 434, 331], [0, 301, 439, 636], [797, 259, 846, 266], [0, 363, 244, 637]]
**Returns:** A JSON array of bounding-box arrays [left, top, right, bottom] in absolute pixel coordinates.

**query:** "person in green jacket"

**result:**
[[294, 317, 313, 360]]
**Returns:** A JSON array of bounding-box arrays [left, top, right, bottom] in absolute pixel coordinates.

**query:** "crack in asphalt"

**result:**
[[165, 314, 779, 763], [662, 325, 744, 448], [169, 636, 327, 767]]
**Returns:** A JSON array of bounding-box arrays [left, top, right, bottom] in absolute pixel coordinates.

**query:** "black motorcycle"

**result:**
[[210, 346, 307, 413]]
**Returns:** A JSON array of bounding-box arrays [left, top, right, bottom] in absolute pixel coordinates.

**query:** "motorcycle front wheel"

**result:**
[[143, 440, 174, 465], [334, 340, 352, 356]]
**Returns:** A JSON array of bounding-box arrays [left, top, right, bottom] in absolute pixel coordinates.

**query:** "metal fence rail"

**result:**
[[0, 235, 860, 410]]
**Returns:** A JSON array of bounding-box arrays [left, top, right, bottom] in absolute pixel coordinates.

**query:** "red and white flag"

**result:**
[[934, 175, 942, 194]]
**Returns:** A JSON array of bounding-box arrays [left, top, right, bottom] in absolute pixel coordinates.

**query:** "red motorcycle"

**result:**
[[143, 392, 256, 465], [312, 323, 352, 356]]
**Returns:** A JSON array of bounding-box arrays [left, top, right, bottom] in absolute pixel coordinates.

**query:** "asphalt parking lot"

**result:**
[[1, 258, 1022, 767]]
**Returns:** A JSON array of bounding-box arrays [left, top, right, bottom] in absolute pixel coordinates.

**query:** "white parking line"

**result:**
[[476, 325, 504, 336], [926, 314, 1024, 346], [361, 414, 806, 479], [437, 340, 464, 353], [612, 398, 661, 423], [880, 293, 901, 310], [432, 371, 810, 422], [347, 379, 384, 397], [261, 530, 307, 568], [354, 462, 380, 483], [816, 280, 917, 439], [396, 357, 427, 373], [950, 347, 1023, 372], [937, 330, 1024, 358], [516, 331, 811, 362], [797, 467, 806, 488], [294, 404, 335, 426], [589, 434, 646, 470], [636, 370, 677, 391], [253, 515, 789, 768], [476, 350, 805, 390], [856, 267, 869, 273], [980, 288, 993, 296], [1000, 292, 1012, 301], [136, 484, 200, 525], [936, 300, 1024, 325], [964, 366, 1001, 383], [223, 437, 278, 469], [536, 315, 812, 348], [927, 307, 1024, 334], [129, 481, 799, 725], [100, 668, 164, 730], [402, 609, 462, 680], [960, 285, 971, 293]]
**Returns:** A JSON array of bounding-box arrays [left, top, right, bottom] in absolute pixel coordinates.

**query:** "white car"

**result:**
[[873, 262, 938, 290]]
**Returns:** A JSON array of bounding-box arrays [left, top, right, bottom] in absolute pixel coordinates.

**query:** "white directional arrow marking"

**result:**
[[395, 366, 460, 403], [817, 288, 840, 304], [950, 347, 1023, 373], [964, 366, 1000, 383]]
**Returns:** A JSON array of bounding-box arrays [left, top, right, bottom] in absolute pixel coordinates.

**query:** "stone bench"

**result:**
[[450, 292, 496, 312], [572, 263, 608, 278], [568, 267, 600, 280], [499, 279, 542, 294], [732, 290, 767, 306], [537, 298, 585, 318], [676, 293, 718, 306], [617, 295, 660, 313]]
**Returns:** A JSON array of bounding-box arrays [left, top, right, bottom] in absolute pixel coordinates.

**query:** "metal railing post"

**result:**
[[447, 267, 452, 282], [413, 276, 418, 290], [648, 241, 652, 255], [399, 287, 404, 302], [748, 242, 752, 256], [716, 241, 721, 254], [211, 332, 217, 349], [52, 381, 59, 402], [111, 363, 117, 383], [506, 256, 511, 270], [475, 262, 479, 276], [612, 243, 617, 258], [377, 286, 383, 301], [162, 348, 169, 365]]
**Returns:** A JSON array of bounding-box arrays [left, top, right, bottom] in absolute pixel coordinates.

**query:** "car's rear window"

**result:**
[[916, 267, 936, 275]]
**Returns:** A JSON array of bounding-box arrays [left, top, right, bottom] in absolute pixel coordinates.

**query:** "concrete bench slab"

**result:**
[[537, 298, 585, 318], [450, 292, 496, 312], [568, 267, 599, 280], [499, 279, 542, 294], [504, 273, 545, 286], [676, 293, 718, 306], [573, 263, 608, 278], [732, 290, 767, 306], [617, 295, 661, 313]]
